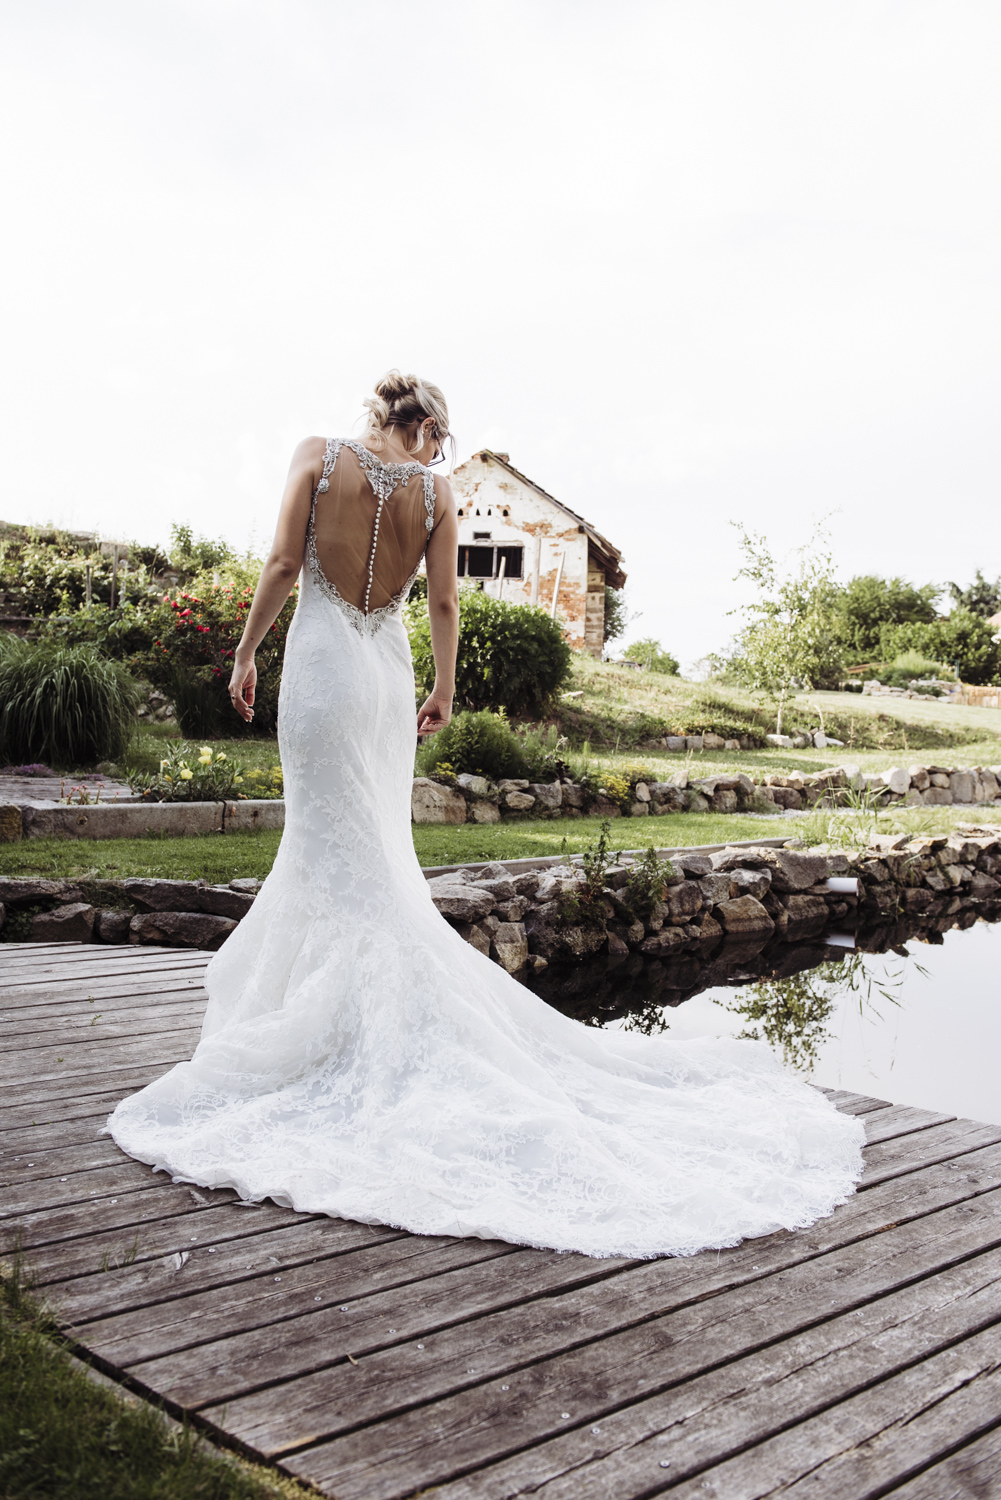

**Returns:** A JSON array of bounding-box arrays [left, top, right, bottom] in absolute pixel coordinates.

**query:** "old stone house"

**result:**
[[450, 451, 626, 657]]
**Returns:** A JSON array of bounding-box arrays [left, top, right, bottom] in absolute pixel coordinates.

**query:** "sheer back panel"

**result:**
[[310, 442, 436, 614]]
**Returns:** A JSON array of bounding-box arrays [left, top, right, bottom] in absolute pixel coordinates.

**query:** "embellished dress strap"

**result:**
[[422, 471, 436, 533], [315, 437, 341, 497]]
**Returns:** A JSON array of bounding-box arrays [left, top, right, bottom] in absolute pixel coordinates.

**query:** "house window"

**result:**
[[459, 544, 524, 580]]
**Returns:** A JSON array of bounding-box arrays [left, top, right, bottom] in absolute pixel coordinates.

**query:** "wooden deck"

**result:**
[[3, 940, 1001, 1500]]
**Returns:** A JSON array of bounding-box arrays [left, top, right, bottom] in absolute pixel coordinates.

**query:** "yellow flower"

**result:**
[[233, 775, 244, 784], [199, 746, 212, 757], [197, 755, 212, 766], [216, 752, 227, 762], [179, 768, 194, 780]]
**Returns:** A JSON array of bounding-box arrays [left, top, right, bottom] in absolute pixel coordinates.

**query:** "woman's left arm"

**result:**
[[228, 437, 324, 723]]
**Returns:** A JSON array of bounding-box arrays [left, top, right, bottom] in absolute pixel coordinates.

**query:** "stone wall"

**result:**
[[411, 760, 1001, 824], [4, 830, 999, 987]]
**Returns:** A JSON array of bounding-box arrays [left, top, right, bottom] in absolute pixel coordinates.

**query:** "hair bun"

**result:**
[[374, 370, 420, 402]]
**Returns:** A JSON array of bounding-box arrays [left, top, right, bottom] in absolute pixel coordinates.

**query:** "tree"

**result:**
[[948, 570, 1001, 619], [603, 586, 628, 644], [880, 610, 1001, 686], [729, 523, 846, 734], [623, 638, 681, 675], [834, 574, 939, 660]]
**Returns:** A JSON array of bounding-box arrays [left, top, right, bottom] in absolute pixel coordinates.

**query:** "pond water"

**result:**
[[528, 917, 1001, 1128]]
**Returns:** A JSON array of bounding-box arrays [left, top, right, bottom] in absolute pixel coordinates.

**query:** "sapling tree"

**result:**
[[729, 523, 845, 735]]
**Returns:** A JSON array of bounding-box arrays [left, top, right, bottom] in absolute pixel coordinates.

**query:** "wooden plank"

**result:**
[[1, 1135, 125, 1187], [29, 1204, 400, 1288], [0, 975, 207, 1014], [861, 1119, 1001, 1186], [863, 1103, 956, 1146], [662, 1327, 1001, 1499], [7, 1180, 282, 1252], [0, 1073, 165, 1127], [0, 950, 210, 982], [139, 1144, 1001, 1422], [59, 1226, 515, 1329], [820, 1089, 893, 1115], [882, 1424, 1001, 1499], [2, 1005, 206, 1049], [75, 1235, 534, 1367], [3, 1028, 201, 1086], [2, 1157, 185, 1220], [429, 1250, 1001, 1500], [1, 989, 206, 1027], [0, 1109, 113, 1152], [272, 1197, 1001, 1499]]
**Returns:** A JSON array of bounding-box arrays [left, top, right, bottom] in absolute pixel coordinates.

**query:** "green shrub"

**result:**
[[0, 636, 139, 768], [879, 611, 1001, 685], [407, 590, 572, 717], [880, 650, 953, 688], [417, 710, 529, 781], [622, 638, 681, 675]]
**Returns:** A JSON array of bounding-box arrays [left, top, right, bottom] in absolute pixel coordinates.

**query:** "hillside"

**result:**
[[551, 655, 1001, 754]]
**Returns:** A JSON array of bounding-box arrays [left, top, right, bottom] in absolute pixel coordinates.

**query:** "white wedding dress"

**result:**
[[108, 439, 864, 1259]]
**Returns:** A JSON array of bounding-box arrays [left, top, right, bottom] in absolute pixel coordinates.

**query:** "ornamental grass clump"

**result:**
[[0, 636, 139, 768]]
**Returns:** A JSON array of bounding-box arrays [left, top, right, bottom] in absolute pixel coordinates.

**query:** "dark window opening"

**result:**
[[459, 544, 524, 580]]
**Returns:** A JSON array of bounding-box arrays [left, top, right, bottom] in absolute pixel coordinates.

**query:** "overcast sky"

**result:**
[[2, 0, 998, 669]]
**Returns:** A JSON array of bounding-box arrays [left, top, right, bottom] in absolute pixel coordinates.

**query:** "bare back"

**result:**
[[307, 439, 442, 627]]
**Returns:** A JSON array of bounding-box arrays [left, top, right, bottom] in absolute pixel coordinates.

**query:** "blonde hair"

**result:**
[[362, 370, 454, 468]]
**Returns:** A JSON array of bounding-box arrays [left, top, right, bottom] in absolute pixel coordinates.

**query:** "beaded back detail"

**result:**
[[306, 438, 436, 637]]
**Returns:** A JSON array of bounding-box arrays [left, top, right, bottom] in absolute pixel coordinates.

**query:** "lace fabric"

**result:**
[[107, 450, 865, 1260]]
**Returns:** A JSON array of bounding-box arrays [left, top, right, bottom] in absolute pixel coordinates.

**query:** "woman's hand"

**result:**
[[228, 655, 257, 723], [417, 689, 452, 736]]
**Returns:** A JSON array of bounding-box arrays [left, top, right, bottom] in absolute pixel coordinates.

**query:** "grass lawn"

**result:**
[[0, 1259, 309, 1499], [4, 802, 1000, 887]]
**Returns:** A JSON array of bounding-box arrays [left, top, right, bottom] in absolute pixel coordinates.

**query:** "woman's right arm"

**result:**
[[228, 437, 324, 723], [417, 476, 459, 735]]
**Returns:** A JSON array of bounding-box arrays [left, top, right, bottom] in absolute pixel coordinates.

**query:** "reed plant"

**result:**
[[0, 635, 140, 768]]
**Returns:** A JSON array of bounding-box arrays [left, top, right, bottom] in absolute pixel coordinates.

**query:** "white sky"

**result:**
[[2, 0, 999, 669]]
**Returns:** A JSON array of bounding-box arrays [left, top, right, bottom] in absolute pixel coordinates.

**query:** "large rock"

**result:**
[[528, 782, 562, 809], [505, 791, 536, 811], [456, 773, 490, 797], [122, 878, 207, 912], [716, 896, 775, 936], [199, 885, 256, 919], [0, 877, 77, 905], [468, 800, 501, 824], [648, 784, 686, 813], [427, 882, 495, 921], [130, 911, 237, 950], [949, 771, 975, 804], [466, 875, 517, 901], [524, 903, 605, 961], [698, 873, 733, 907], [781, 894, 830, 933], [30, 903, 96, 943], [923, 787, 953, 805], [908, 765, 931, 790], [674, 853, 713, 877], [640, 928, 688, 955], [95, 909, 131, 944], [491, 921, 529, 973], [729, 867, 772, 900], [411, 779, 467, 825], [663, 880, 703, 924], [877, 767, 910, 796], [454, 921, 491, 956], [755, 848, 831, 892]]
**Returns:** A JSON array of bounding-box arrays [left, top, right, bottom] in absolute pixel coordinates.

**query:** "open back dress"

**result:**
[[108, 438, 865, 1259]]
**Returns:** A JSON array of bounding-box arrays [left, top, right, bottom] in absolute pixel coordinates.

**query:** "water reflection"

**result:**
[[527, 906, 1001, 1125]]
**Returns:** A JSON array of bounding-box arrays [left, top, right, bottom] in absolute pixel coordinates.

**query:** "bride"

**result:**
[[108, 371, 864, 1259]]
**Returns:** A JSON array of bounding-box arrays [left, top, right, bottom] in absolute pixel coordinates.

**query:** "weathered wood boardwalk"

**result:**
[[3, 941, 1001, 1499]]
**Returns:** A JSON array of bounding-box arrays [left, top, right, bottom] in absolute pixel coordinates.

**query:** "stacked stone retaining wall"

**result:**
[[4, 830, 999, 987]]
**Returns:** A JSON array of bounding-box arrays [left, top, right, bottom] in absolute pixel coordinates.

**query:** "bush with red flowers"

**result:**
[[133, 583, 298, 737]]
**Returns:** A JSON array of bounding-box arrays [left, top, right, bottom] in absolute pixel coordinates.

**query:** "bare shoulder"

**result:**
[[291, 435, 328, 470], [432, 472, 455, 508]]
